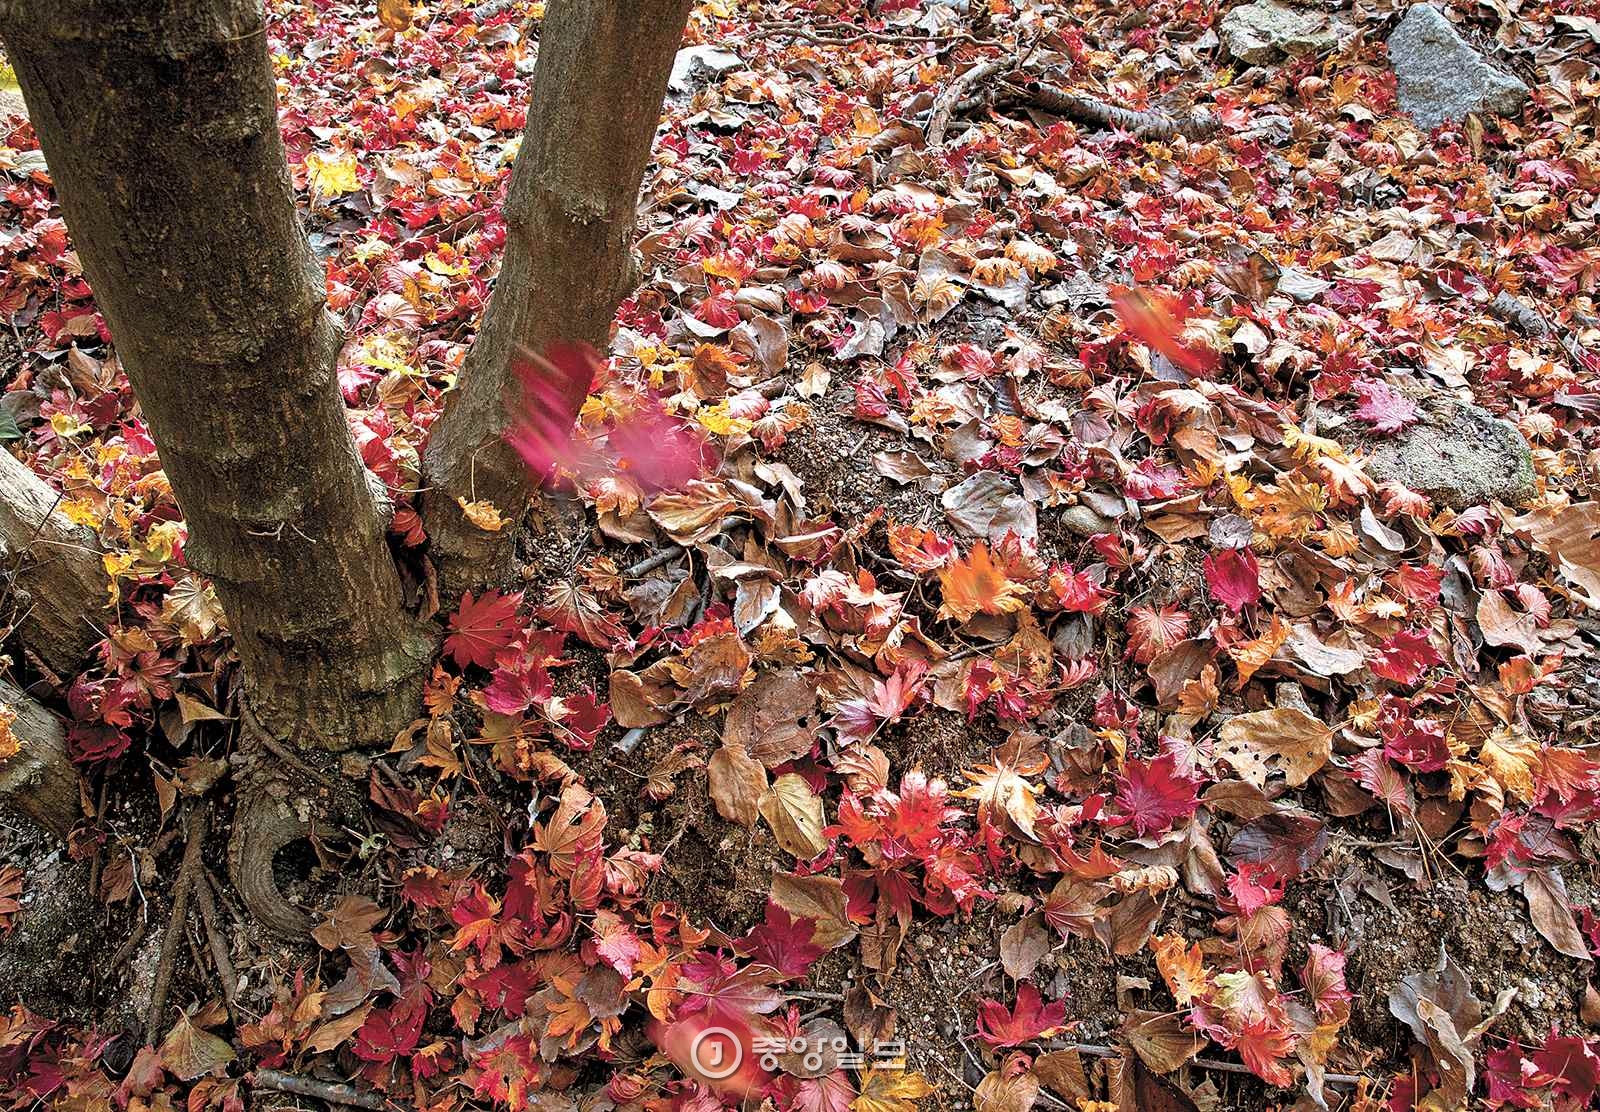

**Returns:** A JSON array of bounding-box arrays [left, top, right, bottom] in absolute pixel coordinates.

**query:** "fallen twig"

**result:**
[[192, 870, 238, 1009], [746, 20, 998, 49], [615, 727, 650, 755], [1016, 81, 1218, 139], [927, 55, 1019, 147], [250, 1069, 397, 1111], [146, 804, 208, 1034], [1056, 1043, 1366, 1088], [1489, 289, 1592, 371], [624, 547, 684, 578]]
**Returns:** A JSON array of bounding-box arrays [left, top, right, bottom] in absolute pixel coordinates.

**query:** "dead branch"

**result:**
[[927, 55, 1020, 146], [746, 21, 999, 49], [1490, 290, 1593, 370], [1016, 81, 1218, 139], [146, 804, 208, 1034], [250, 1069, 398, 1111], [193, 872, 238, 1009], [1056, 1042, 1365, 1087]]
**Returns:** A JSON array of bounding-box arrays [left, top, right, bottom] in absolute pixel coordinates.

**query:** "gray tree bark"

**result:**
[[420, 0, 693, 593], [0, 0, 434, 749], [0, 678, 78, 838], [0, 449, 105, 677]]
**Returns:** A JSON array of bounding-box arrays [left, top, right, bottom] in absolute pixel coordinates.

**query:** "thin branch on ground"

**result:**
[[250, 1069, 399, 1111], [146, 803, 209, 1035]]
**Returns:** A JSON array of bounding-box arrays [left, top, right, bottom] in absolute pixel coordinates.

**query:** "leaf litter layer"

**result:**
[[3, 1, 1600, 1111]]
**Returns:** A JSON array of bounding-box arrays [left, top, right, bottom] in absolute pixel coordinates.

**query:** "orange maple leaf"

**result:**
[[937, 544, 1029, 623], [1112, 286, 1219, 376]]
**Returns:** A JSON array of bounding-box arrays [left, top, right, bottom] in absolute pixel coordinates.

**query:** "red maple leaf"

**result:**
[[1529, 1029, 1600, 1107], [736, 902, 825, 978], [470, 1032, 543, 1112], [1231, 1017, 1296, 1087], [444, 590, 523, 669], [1368, 627, 1442, 685], [1300, 944, 1352, 1026], [1203, 547, 1262, 613], [353, 989, 428, 1065], [590, 909, 643, 977], [1124, 604, 1190, 665], [1114, 753, 1201, 837], [1112, 286, 1219, 377], [1352, 379, 1420, 434], [975, 982, 1069, 1047]]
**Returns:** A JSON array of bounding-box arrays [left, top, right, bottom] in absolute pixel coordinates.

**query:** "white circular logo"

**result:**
[[688, 1026, 743, 1081]]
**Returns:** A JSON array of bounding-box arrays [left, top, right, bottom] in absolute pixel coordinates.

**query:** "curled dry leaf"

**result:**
[[974, 1053, 1039, 1112], [1122, 1008, 1203, 1074]]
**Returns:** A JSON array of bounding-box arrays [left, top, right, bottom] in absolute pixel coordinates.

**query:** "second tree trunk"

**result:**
[[421, 0, 694, 592]]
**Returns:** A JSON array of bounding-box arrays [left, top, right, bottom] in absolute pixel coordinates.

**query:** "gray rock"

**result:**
[[1325, 390, 1535, 510], [1221, 0, 1342, 64], [1387, 4, 1528, 129]]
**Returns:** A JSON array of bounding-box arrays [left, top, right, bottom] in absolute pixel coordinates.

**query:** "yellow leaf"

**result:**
[[1217, 706, 1333, 788], [456, 497, 508, 532], [853, 1067, 934, 1112], [0, 705, 18, 762], [956, 761, 1040, 841], [305, 150, 360, 197], [1478, 727, 1538, 802], [758, 772, 827, 859], [378, 0, 417, 31]]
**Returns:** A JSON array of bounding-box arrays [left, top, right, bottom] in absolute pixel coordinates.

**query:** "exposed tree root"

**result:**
[[226, 773, 314, 939], [193, 872, 238, 1009]]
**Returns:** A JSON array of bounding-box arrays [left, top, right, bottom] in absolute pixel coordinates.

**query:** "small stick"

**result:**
[[250, 1069, 397, 1111], [146, 804, 208, 1034], [745, 21, 998, 49], [193, 872, 239, 1009], [615, 727, 649, 755], [1055, 1043, 1366, 1087], [927, 55, 1016, 146], [624, 547, 683, 578]]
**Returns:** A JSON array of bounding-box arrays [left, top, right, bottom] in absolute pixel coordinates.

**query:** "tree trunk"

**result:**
[[420, 0, 693, 593], [0, 678, 79, 838], [0, 449, 105, 677], [0, 0, 433, 749]]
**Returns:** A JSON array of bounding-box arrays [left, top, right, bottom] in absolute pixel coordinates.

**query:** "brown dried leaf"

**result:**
[[708, 744, 767, 827], [1122, 1009, 1203, 1074], [724, 668, 818, 767], [1523, 868, 1592, 961], [770, 872, 857, 949], [1217, 706, 1332, 789]]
